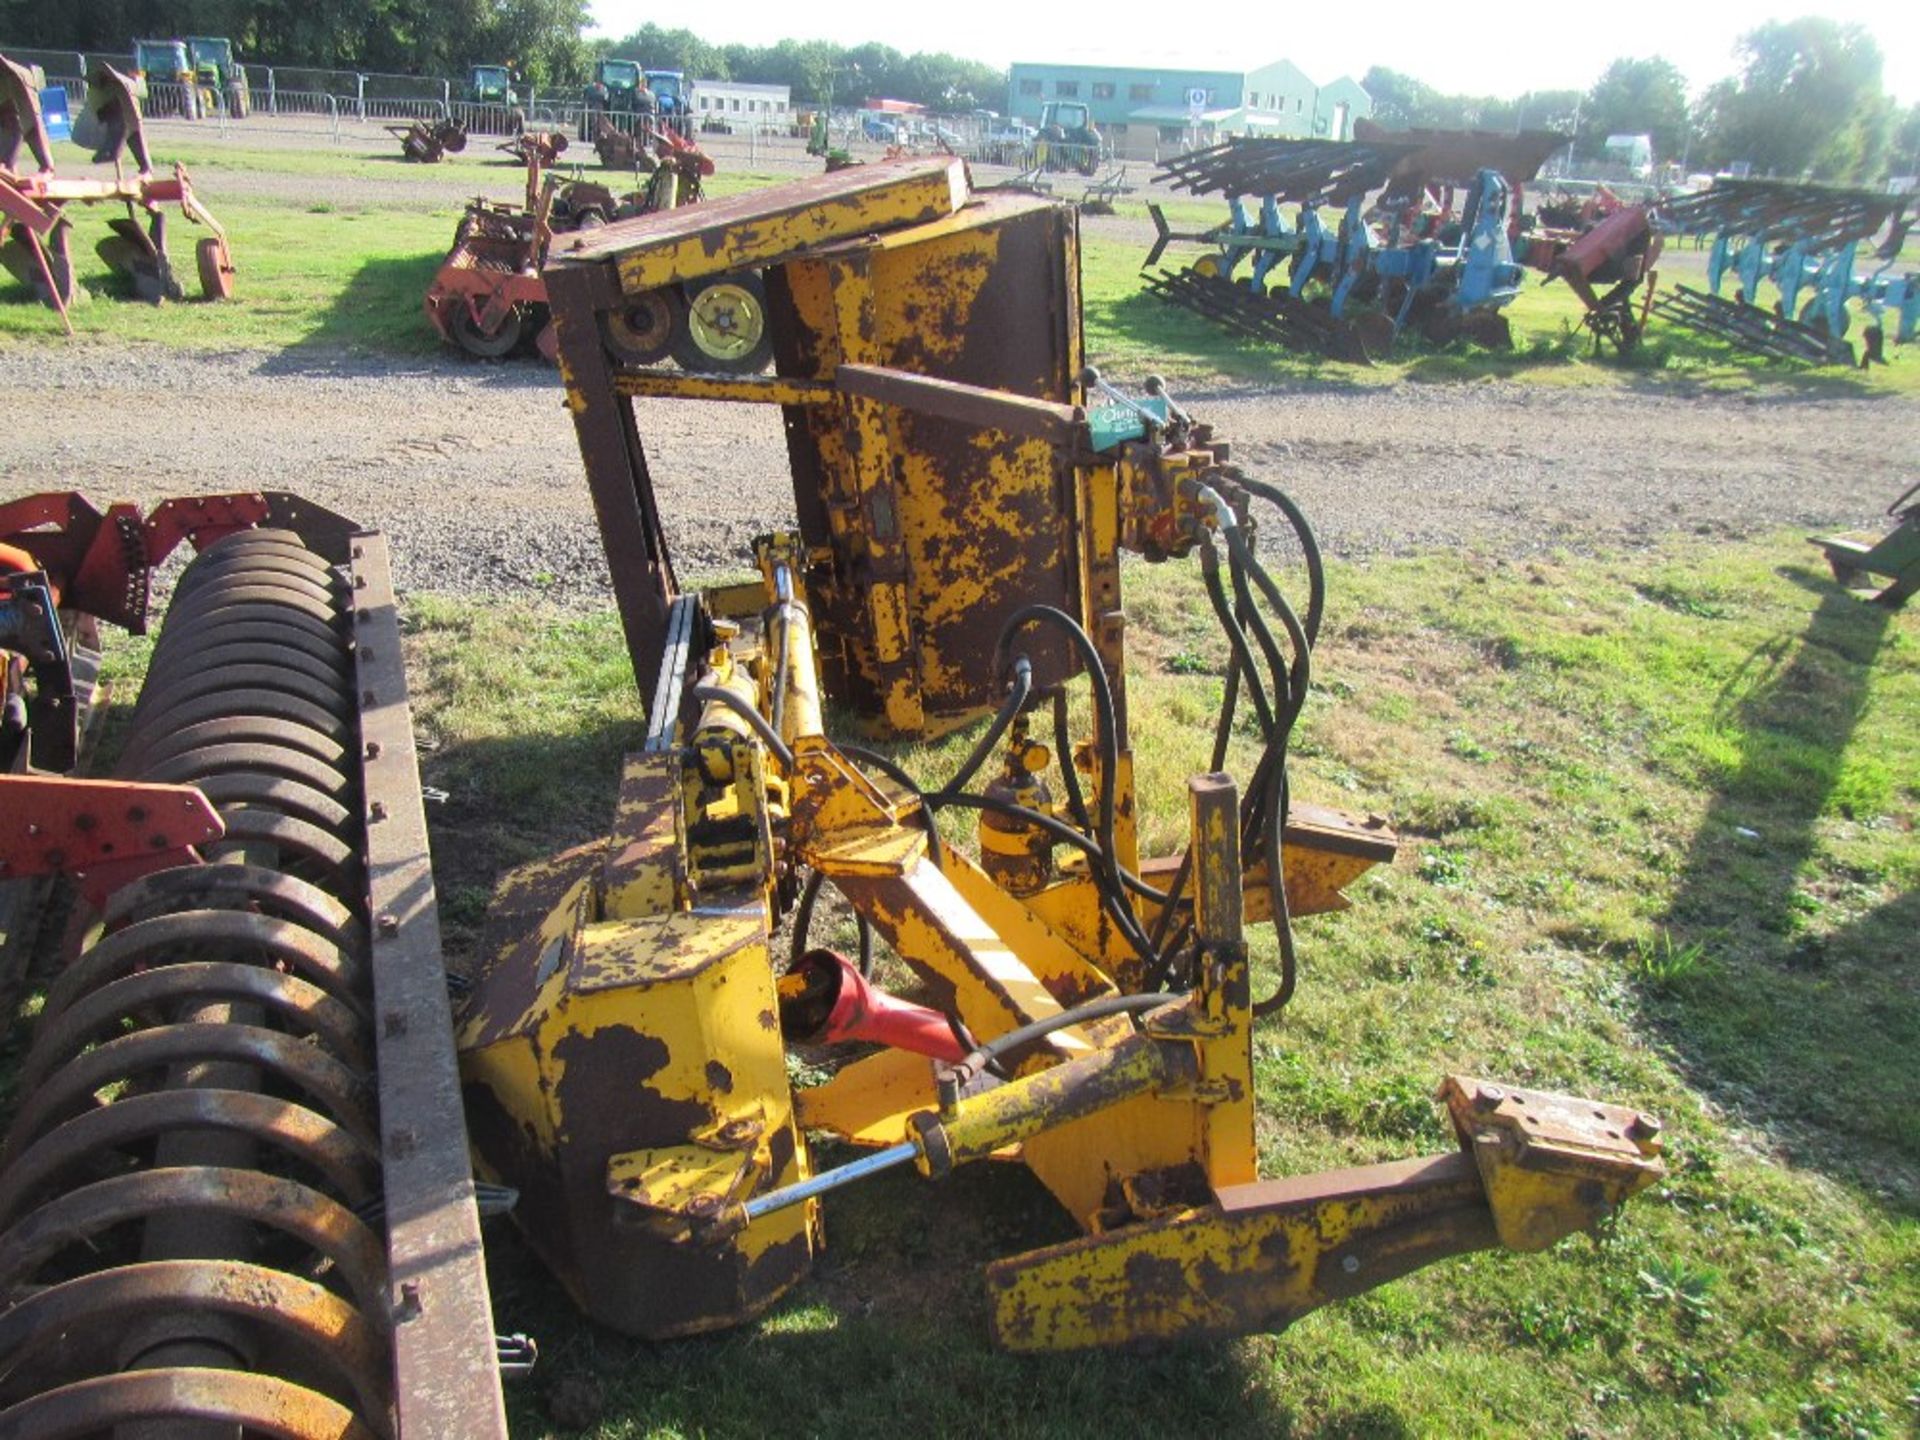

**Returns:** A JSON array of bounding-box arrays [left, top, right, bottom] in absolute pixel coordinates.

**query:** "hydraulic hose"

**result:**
[[690, 684, 794, 771]]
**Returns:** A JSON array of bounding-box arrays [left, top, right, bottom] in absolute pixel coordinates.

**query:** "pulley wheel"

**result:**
[[197, 235, 236, 301], [672, 272, 772, 374], [605, 288, 684, 365]]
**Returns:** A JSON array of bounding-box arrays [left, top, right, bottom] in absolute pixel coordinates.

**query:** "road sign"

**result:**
[[1186, 87, 1207, 117]]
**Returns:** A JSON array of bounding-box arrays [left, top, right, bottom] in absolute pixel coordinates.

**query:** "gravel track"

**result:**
[[1, 344, 1912, 601]]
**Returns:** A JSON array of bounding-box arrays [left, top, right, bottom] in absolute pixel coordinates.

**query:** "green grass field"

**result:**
[[26, 133, 1920, 1437], [2, 134, 1916, 397], [367, 535, 1919, 1439]]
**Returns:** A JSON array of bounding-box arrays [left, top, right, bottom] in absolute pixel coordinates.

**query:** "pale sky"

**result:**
[[587, 0, 1918, 106]]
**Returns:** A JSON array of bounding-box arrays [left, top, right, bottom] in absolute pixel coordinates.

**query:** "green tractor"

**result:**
[[132, 39, 198, 119], [582, 57, 645, 139], [466, 63, 525, 134], [185, 37, 247, 117]]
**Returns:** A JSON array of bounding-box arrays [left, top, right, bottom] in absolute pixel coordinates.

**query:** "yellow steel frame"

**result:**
[[460, 160, 1667, 1350]]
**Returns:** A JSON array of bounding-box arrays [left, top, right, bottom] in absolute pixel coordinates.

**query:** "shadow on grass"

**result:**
[[417, 722, 642, 963], [1649, 571, 1915, 1197], [257, 252, 561, 388], [485, 1160, 1416, 1440]]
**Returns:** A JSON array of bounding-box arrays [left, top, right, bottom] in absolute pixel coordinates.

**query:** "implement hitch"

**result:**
[[455, 157, 1665, 1352]]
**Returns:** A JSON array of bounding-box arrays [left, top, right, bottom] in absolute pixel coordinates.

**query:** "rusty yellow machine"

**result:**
[[0, 157, 1662, 1436], [457, 156, 1666, 1349]]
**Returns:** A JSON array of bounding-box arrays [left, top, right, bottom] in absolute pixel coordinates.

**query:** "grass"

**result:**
[[2, 133, 1915, 397], [380, 532, 1918, 1437]]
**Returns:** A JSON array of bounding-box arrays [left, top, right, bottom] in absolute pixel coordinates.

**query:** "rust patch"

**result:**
[[704, 1059, 735, 1095]]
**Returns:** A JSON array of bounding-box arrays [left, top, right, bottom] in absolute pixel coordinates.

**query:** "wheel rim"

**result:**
[[452, 305, 525, 358], [197, 237, 235, 301], [684, 281, 766, 364], [606, 292, 676, 363]]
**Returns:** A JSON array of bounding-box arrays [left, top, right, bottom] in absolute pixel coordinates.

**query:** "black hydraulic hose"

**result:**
[[1221, 533, 1314, 1019], [1050, 689, 1092, 834], [935, 655, 1033, 802], [790, 868, 876, 978], [955, 992, 1179, 1072], [931, 792, 1165, 904], [1225, 538, 1295, 721], [837, 741, 946, 870], [1200, 540, 1274, 738], [991, 606, 1125, 914], [690, 685, 794, 771], [1253, 766, 1297, 1018], [1226, 526, 1312, 728], [1237, 476, 1324, 648]]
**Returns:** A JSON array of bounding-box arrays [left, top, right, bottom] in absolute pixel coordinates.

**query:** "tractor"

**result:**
[[1037, 99, 1101, 175], [184, 37, 247, 118], [131, 40, 198, 119]]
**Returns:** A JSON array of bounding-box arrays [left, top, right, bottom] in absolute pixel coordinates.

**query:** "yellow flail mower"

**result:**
[[0, 158, 1661, 1435]]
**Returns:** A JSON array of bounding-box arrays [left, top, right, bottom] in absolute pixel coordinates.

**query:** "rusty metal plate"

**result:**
[[347, 530, 510, 1440]]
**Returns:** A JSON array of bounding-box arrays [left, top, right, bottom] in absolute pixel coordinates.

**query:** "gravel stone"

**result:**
[[1, 344, 1911, 602]]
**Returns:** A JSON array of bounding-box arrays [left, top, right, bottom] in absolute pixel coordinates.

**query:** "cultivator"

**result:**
[[424, 126, 715, 360], [387, 116, 467, 163], [436, 156, 1667, 1348], [0, 156, 1669, 1412], [1652, 179, 1917, 367], [0, 55, 235, 329], [1145, 130, 1562, 362], [0, 492, 511, 1435], [1528, 200, 1664, 355]]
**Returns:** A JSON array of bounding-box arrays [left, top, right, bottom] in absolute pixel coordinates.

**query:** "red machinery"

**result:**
[[424, 126, 716, 361], [0, 56, 235, 331]]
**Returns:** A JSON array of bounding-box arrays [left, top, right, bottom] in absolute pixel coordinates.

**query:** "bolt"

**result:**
[[1340, 1255, 1360, 1275], [719, 1119, 756, 1144], [361, 690, 376, 707], [393, 1282, 423, 1323], [378, 913, 400, 936], [370, 800, 388, 822], [686, 1194, 721, 1217], [1627, 1114, 1663, 1141], [353, 574, 367, 590], [364, 741, 383, 760], [1475, 1085, 1505, 1109]]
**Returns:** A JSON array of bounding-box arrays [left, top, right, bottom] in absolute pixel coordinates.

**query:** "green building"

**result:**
[[1007, 59, 1372, 159]]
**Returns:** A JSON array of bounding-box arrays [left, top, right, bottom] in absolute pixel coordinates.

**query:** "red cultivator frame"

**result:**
[[0, 55, 236, 332]]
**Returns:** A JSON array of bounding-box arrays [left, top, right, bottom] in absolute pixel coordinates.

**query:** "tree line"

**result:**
[[1366, 18, 1919, 184], [5, 3, 1002, 107], [14, 5, 1919, 180]]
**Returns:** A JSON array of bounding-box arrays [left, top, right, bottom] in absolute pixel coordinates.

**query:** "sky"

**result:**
[[586, 0, 1919, 106]]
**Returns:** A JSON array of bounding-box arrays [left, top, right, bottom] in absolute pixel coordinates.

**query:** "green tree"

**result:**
[[1699, 17, 1892, 181], [1581, 56, 1689, 161]]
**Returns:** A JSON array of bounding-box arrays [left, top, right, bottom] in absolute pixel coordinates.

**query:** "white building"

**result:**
[[691, 79, 791, 127]]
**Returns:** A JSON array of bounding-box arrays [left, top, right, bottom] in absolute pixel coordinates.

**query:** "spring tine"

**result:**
[[0, 1261, 394, 1429], [0, 1090, 381, 1227], [0, 1369, 378, 1440], [0, 1167, 389, 1313], [18, 960, 372, 1093], [3, 1022, 376, 1157], [42, 909, 366, 1023]]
